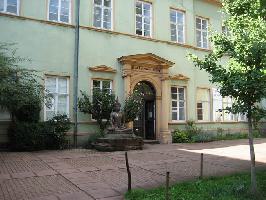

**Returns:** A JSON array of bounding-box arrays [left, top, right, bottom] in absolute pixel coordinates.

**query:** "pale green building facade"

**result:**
[[0, 0, 265, 146]]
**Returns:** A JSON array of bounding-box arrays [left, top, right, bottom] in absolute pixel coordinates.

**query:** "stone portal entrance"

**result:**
[[133, 81, 156, 140], [118, 53, 175, 144]]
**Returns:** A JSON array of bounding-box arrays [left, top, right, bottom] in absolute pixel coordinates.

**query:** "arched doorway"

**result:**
[[133, 81, 156, 140]]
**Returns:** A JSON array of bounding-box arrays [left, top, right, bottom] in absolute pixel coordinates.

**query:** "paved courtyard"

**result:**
[[0, 139, 266, 200]]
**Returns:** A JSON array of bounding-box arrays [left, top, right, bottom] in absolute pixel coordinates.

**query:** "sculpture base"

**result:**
[[94, 131, 143, 152]]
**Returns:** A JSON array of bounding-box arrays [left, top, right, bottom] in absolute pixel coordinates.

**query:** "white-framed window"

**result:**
[[171, 86, 186, 121], [48, 0, 71, 23], [212, 88, 237, 122], [212, 88, 223, 122], [170, 9, 185, 43], [136, 1, 152, 37], [93, 0, 112, 30], [222, 25, 230, 36], [45, 76, 69, 120], [196, 88, 210, 121], [0, 0, 19, 15], [92, 79, 112, 93], [223, 96, 235, 121], [196, 17, 208, 48], [238, 114, 247, 122]]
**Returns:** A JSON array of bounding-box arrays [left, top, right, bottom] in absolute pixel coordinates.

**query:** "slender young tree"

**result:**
[[189, 0, 266, 194]]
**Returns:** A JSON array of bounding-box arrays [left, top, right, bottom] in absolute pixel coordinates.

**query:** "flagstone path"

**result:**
[[0, 139, 266, 200]]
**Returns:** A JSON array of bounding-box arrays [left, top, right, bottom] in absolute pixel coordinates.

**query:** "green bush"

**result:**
[[8, 114, 71, 151], [8, 122, 45, 151], [172, 129, 190, 143], [44, 114, 71, 150], [172, 120, 202, 143], [192, 133, 216, 143]]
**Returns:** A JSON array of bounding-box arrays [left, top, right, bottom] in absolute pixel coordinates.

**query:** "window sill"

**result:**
[[169, 121, 186, 125], [48, 19, 71, 25], [93, 26, 113, 32], [0, 11, 18, 16]]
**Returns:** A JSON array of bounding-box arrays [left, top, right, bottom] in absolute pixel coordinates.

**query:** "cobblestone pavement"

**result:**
[[0, 139, 266, 200]]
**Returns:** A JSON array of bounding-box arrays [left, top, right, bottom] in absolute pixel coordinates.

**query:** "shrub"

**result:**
[[172, 120, 202, 143], [191, 133, 216, 143], [185, 120, 202, 137], [78, 90, 115, 131], [8, 122, 45, 151], [172, 129, 190, 143], [8, 115, 71, 151], [44, 114, 71, 150]]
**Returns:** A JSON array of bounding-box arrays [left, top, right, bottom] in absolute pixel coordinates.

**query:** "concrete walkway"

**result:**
[[0, 139, 266, 200]]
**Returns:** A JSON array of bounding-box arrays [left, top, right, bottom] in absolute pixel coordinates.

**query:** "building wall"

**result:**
[[0, 0, 264, 146]]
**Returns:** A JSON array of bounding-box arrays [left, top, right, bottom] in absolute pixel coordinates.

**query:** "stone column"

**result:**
[[123, 64, 131, 98], [160, 71, 172, 144], [122, 64, 133, 128]]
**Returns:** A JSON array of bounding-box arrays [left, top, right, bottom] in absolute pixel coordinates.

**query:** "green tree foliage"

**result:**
[[78, 89, 144, 131], [124, 91, 144, 123], [0, 43, 46, 122], [78, 89, 116, 132], [189, 0, 266, 194], [0, 44, 70, 151]]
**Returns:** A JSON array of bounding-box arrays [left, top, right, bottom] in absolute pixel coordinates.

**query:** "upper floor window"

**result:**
[[45, 76, 69, 120], [171, 86, 186, 121], [136, 1, 152, 37], [170, 9, 185, 43], [93, 0, 112, 30], [196, 88, 210, 121], [48, 0, 71, 23], [0, 0, 19, 15], [196, 17, 208, 48]]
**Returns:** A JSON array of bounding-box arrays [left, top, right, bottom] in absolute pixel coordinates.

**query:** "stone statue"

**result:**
[[109, 97, 126, 130], [94, 96, 143, 151]]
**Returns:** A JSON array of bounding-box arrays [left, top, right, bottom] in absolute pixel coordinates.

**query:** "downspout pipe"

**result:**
[[73, 0, 80, 148]]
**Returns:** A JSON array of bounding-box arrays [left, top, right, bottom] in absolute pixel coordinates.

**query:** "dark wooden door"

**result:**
[[145, 100, 155, 139]]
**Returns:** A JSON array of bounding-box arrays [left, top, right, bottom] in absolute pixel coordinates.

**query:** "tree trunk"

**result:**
[[247, 115, 257, 194]]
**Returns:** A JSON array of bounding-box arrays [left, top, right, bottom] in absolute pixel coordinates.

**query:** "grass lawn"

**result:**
[[125, 170, 266, 200]]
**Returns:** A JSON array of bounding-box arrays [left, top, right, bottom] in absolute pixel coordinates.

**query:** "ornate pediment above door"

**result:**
[[118, 53, 174, 68], [118, 53, 175, 77]]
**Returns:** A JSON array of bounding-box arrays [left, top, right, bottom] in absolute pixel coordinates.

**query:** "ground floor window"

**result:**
[[223, 96, 235, 121], [196, 88, 210, 121], [92, 79, 112, 93], [171, 86, 186, 121], [212, 88, 240, 122], [45, 76, 69, 120], [91, 79, 113, 120]]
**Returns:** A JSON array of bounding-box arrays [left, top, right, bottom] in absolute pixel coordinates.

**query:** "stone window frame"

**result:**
[[135, 0, 153, 37], [0, 0, 20, 15], [44, 75, 70, 121], [93, 0, 113, 30], [171, 86, 186, 122], [195, 16, 209, 49], [170, 8, 185, 44], [47, 0, 72, 24]]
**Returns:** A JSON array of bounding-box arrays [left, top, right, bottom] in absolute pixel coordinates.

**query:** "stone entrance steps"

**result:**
[[143, 140, 160, 144]]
